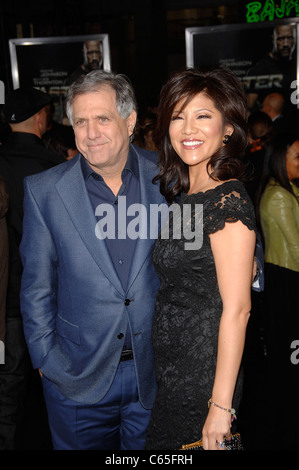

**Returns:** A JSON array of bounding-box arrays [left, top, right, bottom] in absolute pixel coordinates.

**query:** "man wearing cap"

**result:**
[[0, 87, 65, 450]]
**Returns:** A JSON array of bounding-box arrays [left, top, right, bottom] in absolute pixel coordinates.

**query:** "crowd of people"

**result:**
[[0, 64, 298, 451]]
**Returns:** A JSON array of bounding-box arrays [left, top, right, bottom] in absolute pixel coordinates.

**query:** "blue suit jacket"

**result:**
[[20, 145, 165, 407]]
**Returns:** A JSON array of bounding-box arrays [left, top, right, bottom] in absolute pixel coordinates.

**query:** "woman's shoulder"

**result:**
[[203, 180, 257, 235], [182, 179, 254, 209], [262, 179, 297, 205], [206, 179, 252, 205], [184, 179, 248, 200]]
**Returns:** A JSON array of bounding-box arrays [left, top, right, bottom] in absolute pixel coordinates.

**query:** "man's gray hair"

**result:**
[[65, 70, 137, 125]]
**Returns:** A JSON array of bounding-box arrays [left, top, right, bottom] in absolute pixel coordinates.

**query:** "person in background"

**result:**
[[246, 110, 274, 205], [65, 40, 103, 86], [133, 111, 157, 151], [257, 133, 299, 450], [261, 92, 285, 124], [261, 92, 298, 135], [43, 124, 78, 160], [145, 67, 257, 450], [19, 71, 165, 450], [246, 24, 297, 113], [0, 87, 65, 450], [83, 40, 103, 71]]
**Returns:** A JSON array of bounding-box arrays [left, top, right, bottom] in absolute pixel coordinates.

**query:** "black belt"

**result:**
[[120, 349, 133, 361]]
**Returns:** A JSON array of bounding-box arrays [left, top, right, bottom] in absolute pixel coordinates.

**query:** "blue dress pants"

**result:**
[[41, 359, 152, 450]]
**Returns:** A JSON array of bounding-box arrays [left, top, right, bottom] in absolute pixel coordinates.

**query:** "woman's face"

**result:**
[[286, 140, 299, 180], [168, 92, 233, 169]]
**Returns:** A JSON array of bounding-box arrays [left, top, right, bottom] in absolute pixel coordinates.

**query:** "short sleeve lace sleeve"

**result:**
[[204, 181, 257, 235], [182, 180, 257, 236]]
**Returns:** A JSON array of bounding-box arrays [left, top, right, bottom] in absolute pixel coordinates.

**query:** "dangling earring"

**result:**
[[223, 134, 231, 144]]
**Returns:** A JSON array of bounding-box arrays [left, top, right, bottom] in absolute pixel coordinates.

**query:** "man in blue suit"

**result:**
[[20, 71, 165, 450]]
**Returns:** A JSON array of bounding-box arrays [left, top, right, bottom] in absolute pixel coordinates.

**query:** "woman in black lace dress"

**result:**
[[145, 68, 257, 450]]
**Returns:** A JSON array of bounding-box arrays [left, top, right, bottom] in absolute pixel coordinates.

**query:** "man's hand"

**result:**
[[252, 257, 260, 284]]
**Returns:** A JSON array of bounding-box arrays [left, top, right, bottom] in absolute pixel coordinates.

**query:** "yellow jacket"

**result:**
[[260, 178, 299, 272]]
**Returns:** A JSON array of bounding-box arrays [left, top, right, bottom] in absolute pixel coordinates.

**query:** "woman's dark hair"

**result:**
[[153, 67, 248, 203], [256, 133, 299, 209], [255, 132, 299, 234]]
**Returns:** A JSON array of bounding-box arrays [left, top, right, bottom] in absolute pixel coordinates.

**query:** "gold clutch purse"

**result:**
[[180, 432, 243, 450]]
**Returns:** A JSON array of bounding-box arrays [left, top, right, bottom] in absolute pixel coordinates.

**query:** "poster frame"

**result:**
[[185, 18, 299, 68], [185, 18, 299, 109], [9, 33, 111, 89]]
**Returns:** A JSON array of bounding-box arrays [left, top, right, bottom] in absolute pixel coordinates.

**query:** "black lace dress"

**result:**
[[145, 180, 256, 450]]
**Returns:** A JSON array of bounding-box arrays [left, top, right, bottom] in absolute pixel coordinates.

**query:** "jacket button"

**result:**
[[124, 299, 131, 306], [117, 333, 124, 339]]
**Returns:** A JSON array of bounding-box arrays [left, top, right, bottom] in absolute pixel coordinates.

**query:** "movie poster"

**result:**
[[9, 34, 111, 122], [185, 19, 299, 110]]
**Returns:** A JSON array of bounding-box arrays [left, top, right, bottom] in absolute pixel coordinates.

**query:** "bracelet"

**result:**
[[208, 398, 237, 421]]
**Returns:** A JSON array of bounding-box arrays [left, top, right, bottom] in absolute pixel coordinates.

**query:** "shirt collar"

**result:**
[[80, 144, 139, 182]]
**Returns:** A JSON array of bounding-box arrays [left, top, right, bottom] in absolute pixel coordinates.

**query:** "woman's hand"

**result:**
[[201, 404, 232, 450]]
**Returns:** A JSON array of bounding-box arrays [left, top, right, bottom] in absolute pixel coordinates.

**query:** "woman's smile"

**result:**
[[169, 92, 233, 169]]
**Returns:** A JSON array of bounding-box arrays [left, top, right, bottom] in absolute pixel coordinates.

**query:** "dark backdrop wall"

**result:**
[[0, 0, 246, 113]]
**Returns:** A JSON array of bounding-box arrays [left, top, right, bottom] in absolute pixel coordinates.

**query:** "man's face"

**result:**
[[273, 25, 296, 61], [84, 41, 102, 71], [72, 86, 136, 176]]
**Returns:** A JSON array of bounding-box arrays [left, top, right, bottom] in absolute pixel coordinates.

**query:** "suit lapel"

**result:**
[[127, 147, 163, 291], [55, 156, 124, 295]]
